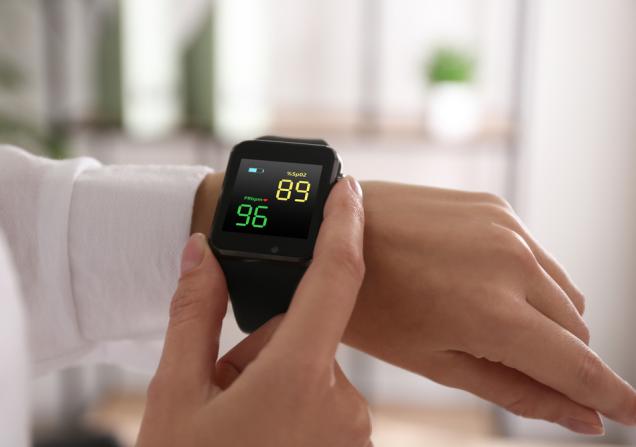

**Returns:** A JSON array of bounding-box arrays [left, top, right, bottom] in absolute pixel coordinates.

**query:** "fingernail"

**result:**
[[347, 176, 363, 198], [561, 417, 605, 436], [180, 233, 207, 275]]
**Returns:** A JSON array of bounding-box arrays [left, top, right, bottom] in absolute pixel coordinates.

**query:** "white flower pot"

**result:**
[[426, 82, 481, 143]]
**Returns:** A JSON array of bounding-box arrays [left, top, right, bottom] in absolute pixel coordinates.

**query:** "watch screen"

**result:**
[[222, 158, 323, 239]]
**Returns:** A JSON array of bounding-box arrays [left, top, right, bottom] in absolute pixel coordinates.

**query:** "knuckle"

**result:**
[[475, 191, 511, 209], [573, 291, 586, 315], [327, 184, 365, 231], [504, 392, 542, 420], [169, 281, 209, 326], [576, 350, 605, 391], [295, 358, 323, 380], [493, 228, 537, 273], [353, 414, 372, 444], [481, 203, 521, 231], [489, 301, 524, 331], [350, 396, 372, 443], [578, 322, 591, 345], [329, 240, 366, 282], [475, 306, 526, 363], [629, 394, 636, 423], [146, 373, 171, 404], [281, 356, 326, 387], [340, 188, 365, 223]]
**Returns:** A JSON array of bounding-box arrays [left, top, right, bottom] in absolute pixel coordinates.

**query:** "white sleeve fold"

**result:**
[[69, 164, 212, 343]]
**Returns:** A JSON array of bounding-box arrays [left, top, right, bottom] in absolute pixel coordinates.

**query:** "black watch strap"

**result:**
[[221, 257, 307, 332], [257, 135, 328, 146], [219, 136, 328, 333]]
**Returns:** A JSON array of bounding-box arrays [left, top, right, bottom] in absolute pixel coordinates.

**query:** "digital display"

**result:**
[[222, 158, 323, 239]]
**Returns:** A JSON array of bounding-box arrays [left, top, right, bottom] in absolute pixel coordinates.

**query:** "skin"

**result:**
[[139, 177, 372, 447], [191, 174, 636, 435]]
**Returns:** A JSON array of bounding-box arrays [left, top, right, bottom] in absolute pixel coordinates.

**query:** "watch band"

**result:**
[[219, 136, 328, 332], [221, 257, 308, 332], [257, 135, 328, 146]]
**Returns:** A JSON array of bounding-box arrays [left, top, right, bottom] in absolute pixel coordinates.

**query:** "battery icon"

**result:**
[[248, 167, 264, 173]]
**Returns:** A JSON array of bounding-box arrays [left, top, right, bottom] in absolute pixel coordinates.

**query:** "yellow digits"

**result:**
[[275, 179, 311, 203]]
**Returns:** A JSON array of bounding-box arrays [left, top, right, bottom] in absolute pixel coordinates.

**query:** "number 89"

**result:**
[[276, 179, 311, 203]]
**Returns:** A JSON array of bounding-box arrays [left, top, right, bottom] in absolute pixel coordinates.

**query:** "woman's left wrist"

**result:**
[[191, 172, 225, 236]]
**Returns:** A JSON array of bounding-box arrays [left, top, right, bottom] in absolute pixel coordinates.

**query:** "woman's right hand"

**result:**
[[137, 177, 371, 447]]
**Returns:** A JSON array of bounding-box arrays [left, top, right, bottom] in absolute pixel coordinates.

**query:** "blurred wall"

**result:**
[[0, 1, 46, 129], [269, 0, 516, 130], [513, 0, 636, 442]]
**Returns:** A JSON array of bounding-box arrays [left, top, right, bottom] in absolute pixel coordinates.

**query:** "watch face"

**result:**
[[211, 140, 341, 261], [222, 159, 323, 239]]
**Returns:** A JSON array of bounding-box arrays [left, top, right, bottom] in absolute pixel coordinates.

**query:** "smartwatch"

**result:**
[[209, 136, 343, 332]]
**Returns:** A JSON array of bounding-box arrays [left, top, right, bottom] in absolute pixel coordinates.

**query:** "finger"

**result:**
[[532, 247, 585, 314], [427, 351, 604, 435], [156, 233, 229, 388], [521, 235, 586, 315], [526, 265, 590, 344], [216, 316, 282, 389], [495, 208, 586, 315], [489, 306, 636, 425], [266, 176, 365, 363]]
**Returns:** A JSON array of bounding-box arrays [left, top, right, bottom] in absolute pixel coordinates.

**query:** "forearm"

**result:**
[[340, 181, 419, 368]]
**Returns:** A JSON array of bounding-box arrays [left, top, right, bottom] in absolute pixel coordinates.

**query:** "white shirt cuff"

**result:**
[[68, 164, 213, 342]]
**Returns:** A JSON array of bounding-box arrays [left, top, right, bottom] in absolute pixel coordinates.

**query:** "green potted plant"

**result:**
[[424, 46, 481, 143]]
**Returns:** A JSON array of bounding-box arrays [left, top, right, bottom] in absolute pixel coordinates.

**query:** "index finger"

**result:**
[[495, 305, 636, 425], [266, 176, 365, 362]]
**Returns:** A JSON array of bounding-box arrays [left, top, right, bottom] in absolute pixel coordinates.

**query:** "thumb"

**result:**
[[156, 233, 228, 389]]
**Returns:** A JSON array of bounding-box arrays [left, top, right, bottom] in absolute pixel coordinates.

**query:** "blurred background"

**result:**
[[1, 0, 635, 446]]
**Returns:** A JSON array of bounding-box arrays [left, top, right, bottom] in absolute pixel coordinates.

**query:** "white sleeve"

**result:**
[[0, 146, 213, 374], [0, 232, 30, 447]]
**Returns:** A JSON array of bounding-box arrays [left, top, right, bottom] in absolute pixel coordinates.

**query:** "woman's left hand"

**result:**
[[345, 181, 636, 435]]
